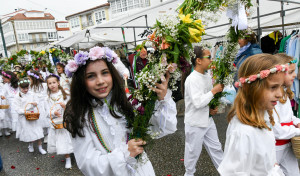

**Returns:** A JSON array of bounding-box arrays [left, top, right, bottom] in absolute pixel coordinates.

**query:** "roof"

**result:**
[[26, 10, 43, 13], [6, 12, 55, 21], [56, 21, 68, 23], [56, 27, 70, 31], [65, 3, 110, 19]]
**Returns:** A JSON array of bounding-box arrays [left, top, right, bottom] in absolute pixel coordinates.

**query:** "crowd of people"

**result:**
[[0, 43, 300, 176]]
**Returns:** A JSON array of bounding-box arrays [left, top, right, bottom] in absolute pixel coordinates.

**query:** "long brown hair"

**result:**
[[274, 53, 294, 103], [46, 75, 68, 100], [28, 70, 44, 92], [227, 54, 283, 130]]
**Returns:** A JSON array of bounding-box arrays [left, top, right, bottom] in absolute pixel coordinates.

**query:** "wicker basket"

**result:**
[[24, 103, 40, 121], [0, 105, 9, 109], [50, 103, 65, 129], [291, 136, 300, 159]]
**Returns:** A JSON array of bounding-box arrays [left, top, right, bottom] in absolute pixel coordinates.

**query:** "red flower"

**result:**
[[11, 165, 16, 169], [51, 156, 55, 158], [11, 58, 13, 60], [61, 160, 65, 162], [36, 168, 40, 170]]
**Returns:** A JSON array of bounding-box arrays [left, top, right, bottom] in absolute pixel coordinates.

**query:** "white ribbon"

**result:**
[[226, 2, 248, 32], [49, 53, 55, 66]]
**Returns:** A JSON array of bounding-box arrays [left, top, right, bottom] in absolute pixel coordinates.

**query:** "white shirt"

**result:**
[[218, 113, 284, 176], [184, 70, 213, 127], [72, 90, 177, 176]]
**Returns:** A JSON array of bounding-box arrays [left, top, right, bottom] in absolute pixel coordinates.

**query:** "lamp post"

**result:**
[[0, 19, 8, 58]]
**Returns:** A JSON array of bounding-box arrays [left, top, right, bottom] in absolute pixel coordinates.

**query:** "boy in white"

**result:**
[[183, 47, 224, 176]]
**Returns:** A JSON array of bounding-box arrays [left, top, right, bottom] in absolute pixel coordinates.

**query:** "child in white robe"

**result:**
[[13, 78, 46, 154], [218, 54, 286, 176], [55, 63, 72, 93], [272, 53, 300, 176], [44, 74, 73, 169], [181, 46, 224, 176], [63, 46, 177, 176], [0, 71, 19, 136]]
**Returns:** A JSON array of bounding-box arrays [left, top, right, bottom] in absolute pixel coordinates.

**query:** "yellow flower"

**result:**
[[179, 14, 192, 23], [194, 19, 202, 24], [52, 48, 56, 52], [188, 27, 202, 43], [40, 50, 45, 55], [49, 49, 52, 53], [179, 8, 183, 14]]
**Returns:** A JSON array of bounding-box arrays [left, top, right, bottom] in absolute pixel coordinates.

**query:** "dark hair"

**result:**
[[64, 59, 135, 138], [28, 70, 44, 92], [46, 75, 68, 100], [180, 46, 205, 97], [56, 63, 65, 76], [3, 71, 18, 89], [18, 78, 30, 89], [244, 32, 257, 44]]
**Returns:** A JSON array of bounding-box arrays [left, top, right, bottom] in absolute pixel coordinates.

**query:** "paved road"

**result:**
[[0, 106, 229, 176]]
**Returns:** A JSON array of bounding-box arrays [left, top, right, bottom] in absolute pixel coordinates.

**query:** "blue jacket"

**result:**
[[234, 44, 262, 70]]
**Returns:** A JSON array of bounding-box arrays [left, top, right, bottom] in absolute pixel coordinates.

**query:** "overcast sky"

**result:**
[[1, 0, 108, 21]]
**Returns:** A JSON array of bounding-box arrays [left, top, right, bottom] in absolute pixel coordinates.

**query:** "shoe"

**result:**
[[38, 145, 47, 155], [44, 136, 48, 144], [65, 157, 72, 169], [28, 143, 34, 153], [4, 129, 10, 136]]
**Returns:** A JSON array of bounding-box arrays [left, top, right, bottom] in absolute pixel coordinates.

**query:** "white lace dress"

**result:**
[[72, 90, 177, 176]]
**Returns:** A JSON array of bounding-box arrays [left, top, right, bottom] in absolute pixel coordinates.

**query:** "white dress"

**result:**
[[30, 83, 49, 128], [0, 82, 8, 130], [273, 96, 300, 176], [45, 90, 73, 155], [13, 91, 44, 142], [1, 83, 19, 131], [218, 113, 284, 176], [59, 73, 71, 93], [72, 90, 177, 176]]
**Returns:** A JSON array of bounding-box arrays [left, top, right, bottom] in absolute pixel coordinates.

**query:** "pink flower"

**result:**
[[89, 46, 105, 60], [239, 77, 246, 84], [132, 99, 138, 106], [234, 82, 240, 88], [275, 65, 282, 72], [161, 53, 168, 66], [249, 75, 257, 82], [285, 64, 289, 72], [66, 60, 78, 72], [160, 39, 170, 50], [260, 70, 270, 79], [167, 63, 178, 73], [137, 106, 145, 115]]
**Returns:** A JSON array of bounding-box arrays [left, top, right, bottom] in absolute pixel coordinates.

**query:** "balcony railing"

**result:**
[[28, 38, 49, 43], [81, 21, 94, 28]]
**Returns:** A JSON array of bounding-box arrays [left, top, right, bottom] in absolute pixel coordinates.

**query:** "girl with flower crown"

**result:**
[[270, 53, 300, 176], [13, 78, 46, 154], [63, 46, 177, 176], [181, 46, 224, 176], [0, 71, 19, 136], [44, 74, 73, 169], [55, 62, 72, 93], [218, 54, 286, 175], [27, 70, 49, 142]]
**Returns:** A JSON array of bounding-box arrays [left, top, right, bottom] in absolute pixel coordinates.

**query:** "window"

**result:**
[[111, 1, 117, 14], [95, 11, 106, 24], [18, 33, 28, 41], [70, 18, 80, 28], [48, 32, 57, 40]]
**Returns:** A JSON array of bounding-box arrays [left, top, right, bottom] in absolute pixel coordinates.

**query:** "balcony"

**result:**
[[28, 38, 48, 43], [81, 21, 94, 28]]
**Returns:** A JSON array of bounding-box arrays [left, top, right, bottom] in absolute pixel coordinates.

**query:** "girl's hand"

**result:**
[[211, 84, 224, 95], [54, 109, 62, 117], [1, 96, 5, 100], [32, 103, 37, 106], [209, 108, 218, 116], [123, 74, 128, 80], [128, 139, 146, 158], [58, 102, 66, 109], [152, 72, 170, 101], [65, 80, 69, 83]]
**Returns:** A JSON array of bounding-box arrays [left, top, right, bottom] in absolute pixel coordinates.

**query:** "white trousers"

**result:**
[[184, 120, 223, 176], [276, 143, 300, 176]]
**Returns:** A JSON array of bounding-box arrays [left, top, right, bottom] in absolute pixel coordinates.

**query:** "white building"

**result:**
[[65, 3, 110, 34], [55, 21, 71, 41], [0, 10, 58, 55]]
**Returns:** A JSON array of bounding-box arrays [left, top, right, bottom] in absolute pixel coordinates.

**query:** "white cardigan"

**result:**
[[72, 90, 177, 176], [184, 70, 213, 127]]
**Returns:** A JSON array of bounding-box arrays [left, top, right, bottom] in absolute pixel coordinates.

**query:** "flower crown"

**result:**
[[27, 71, 40, 79], [234, 64, 289, 88], [46, 73, 60, 81], [239, 28, 254, 39], [65, 46, 119, 77], [289, 59, 297, 64], [18, 79, 30, 85], [2, 71, 11, 79]]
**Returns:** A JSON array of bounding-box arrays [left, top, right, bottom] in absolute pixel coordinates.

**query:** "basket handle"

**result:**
[[24, 103, 39, 114], [50, 103, 63, 125]]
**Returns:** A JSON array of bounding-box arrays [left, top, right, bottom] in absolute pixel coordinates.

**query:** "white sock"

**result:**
[[65, 157, 72, 169], [38, 145, 47, 154], [28, 143, 34, 152]]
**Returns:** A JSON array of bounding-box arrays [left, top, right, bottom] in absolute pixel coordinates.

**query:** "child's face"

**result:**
[[284, 63, 296, 87], [56, 65, 64, 74], [260, 73, 285, 110], [200, 50, 212, 71], [2, 76, 10, 83], [85, 60, 113, 99], [47, 77, 59, 93], [20, 87, 29, 94]]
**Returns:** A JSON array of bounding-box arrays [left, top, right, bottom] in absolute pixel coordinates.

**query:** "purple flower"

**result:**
[[112, 58, 118, 64], [103, 47, 114, 61], [74, 51, 89, 65], [137, 106, 145, 115], [65, 67, 73, 77], [127, 94, 133, 101], [89, 46, 104, 60], [132, 99, 138, 106]]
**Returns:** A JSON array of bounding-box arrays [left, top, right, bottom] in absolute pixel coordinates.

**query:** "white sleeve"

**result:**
[[218, 130, 254, 175], [292, 115, 300, 126], [72, 126, 136, 176], [273, 121, 300, 139], [186, 78, 213, 109], [113, 58, 130, 79], [13, 96, 24, 115], [148, 89, 177, 139]]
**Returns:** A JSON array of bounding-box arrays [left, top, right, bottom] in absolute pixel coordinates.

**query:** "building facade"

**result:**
[[0, 10, 58, 55], [65, 3, 110, 34], [55, 21, 71, 41]]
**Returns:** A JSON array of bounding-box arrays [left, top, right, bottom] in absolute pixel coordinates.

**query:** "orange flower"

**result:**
[[160, 39, 170, 50], [148, 31, 156, 41]]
